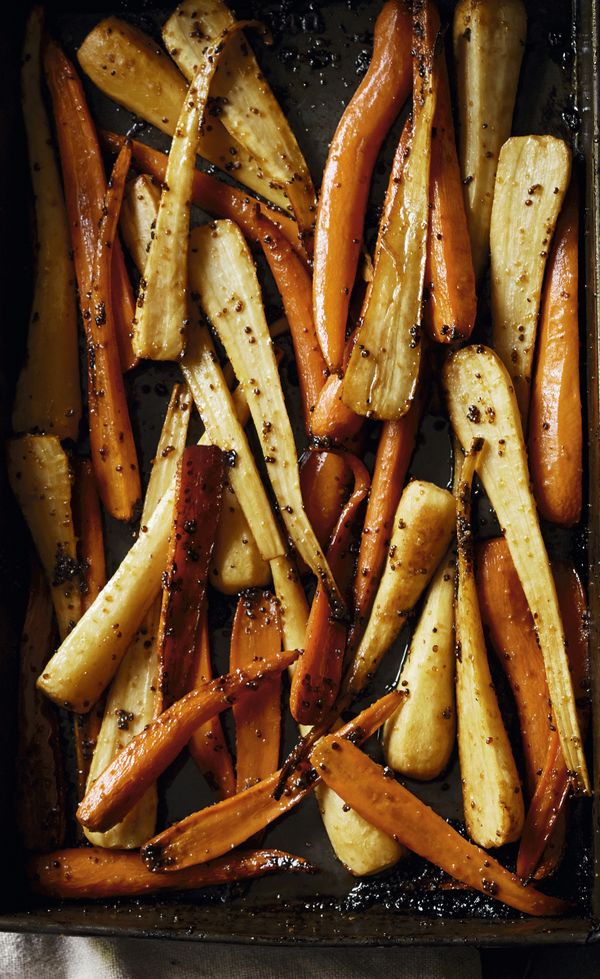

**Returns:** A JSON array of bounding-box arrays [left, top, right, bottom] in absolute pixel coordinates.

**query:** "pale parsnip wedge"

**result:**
[[7, 436, 81, 641], [347, 480, 455, 697], [490, 136, 571, 419], [13, 8, 81, 440], [190, 219, 342, 610], [210, 482, 271, 594], [443, 344, 589, 793], [383, 549, 456, 781], [342, 23, 437, 421], [163, 0, 315, 234], [77, 17, 289, 211], [454, 443, 524, 847], [120, 175, 161, 275], [453, 0, 527, 278], [84, 385, 191, 848], [269, 555, 309, 653]]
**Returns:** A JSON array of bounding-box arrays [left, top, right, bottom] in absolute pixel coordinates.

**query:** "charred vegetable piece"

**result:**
[[490, 135, 571, 419], [453, 0, 527, 278], [140, 692, 402, 871], [291, 455, 370, 726], [528, 183, 582, 526], [383, 550, 456, 781], [443, 344, 589, 793], [17, 561, 65, 851], [77, 648, 300, 833], [163, 0, 316, 237], [454, 443, 524, 848], [12, 8, 81, 440], [230, 590, 283, 791], [313, 0, 412, 370], [157, 446, 225, 709], [310, 736, 567, 917], [29, 848, 314, 900], [7, 435, 81, 640]]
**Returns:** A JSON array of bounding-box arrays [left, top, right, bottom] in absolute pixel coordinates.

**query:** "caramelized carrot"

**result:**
[[528, 183, 582, 526], [517, 563, 590, 880], [313, 0, 412, 370], [77, 648, 300, 833], [476, 538, 551, 796], [29, 848, 313, 900], [157, 446, 225, 709], [424, 50, 476, 343], [230, 590, 283, 791], [291, 455, 370, 726], [72, 458, 106, 799], [310, 373, 364, 445], [311, 736, 567, 917], [141, 691, 403, 871], [352, 395, 423, 633], [43, 43, 137, 374], [17, 561, 65, 851], [188, 606, 236, 799], [300, 451, 353, 550]]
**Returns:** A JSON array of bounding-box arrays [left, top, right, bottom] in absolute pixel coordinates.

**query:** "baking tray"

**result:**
[[0, 0, 599, 947]]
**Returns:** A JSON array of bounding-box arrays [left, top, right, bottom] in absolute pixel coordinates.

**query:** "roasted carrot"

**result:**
[[72, 458, 107, 799], [291, 455, 370, 726], [528, 183, 582, 526], [141, 691, 403, 871], [17, 561, 65, 851], [157, 446, 225, 709], [424, 49, 476, 343], [517, 562, 590, 881], [43, 42, 137, 374], [187, 606, 236, 799], [230, 590, 283, 791], [77, 648, 300, 833], [352, 395, 423, 635], [313, 0, 412, 370], [29, 848, 313, 900], [311, 736, 566, 916], [300, 451, 353, 551], [309, 373, 364, 445]]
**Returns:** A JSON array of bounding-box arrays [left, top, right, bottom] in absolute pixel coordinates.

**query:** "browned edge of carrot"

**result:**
[[230, 590, 283, 791], [77, 647, 300, 833], [157, 445, 225, 710], [528, 181, 582, 526], [311, 735, 568, 917]]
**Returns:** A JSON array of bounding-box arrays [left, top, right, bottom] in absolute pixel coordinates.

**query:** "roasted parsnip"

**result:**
[[210, 482, 271, 594], [383, 550, 456, 781], [347, 479, 455, 697], [443, 344, 589, 793], [490, 135, 571, 419], [163, 0, 316, 236], [7, 436, 81, 640], [77, 17, 289, 212], [454, 443, 524, 848], [342, 5, 438, 419], [453, 0, 527, 278], [12, 8, 81, 441]]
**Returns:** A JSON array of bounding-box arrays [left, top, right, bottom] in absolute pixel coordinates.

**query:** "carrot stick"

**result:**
[[311, 736, 567, 917], [43, 43, 137, 374], [528, 182, 582, 526], [77, 648, 300, 833], [517, 562, 590, 880], [17, 561, 65, 851], [310, 373, 364, 445], [230, 590, 283, 791], [28, 848, 314, 900], [424, 49, 476, 343], [291, 455, 370, 726], [72, 458, 107, 799], [141, 691, 403, 871], [352, 394, 423, 634], [313, 0, 412, 370], [157, 446, 225, 709], [300, 451, 353, 550], [187, 606, 236, 799]]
